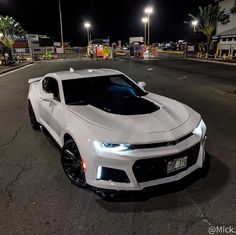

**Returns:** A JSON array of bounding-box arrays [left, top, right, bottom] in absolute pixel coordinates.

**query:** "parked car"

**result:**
[[28, 69, 207, 196]]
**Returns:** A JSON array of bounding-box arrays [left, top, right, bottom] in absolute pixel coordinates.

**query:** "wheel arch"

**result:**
[[63, 133, 74, 144], [27, 98, 39, 122], [27, 84, 41, 124]]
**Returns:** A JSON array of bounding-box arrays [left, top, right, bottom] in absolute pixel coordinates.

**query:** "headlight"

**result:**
[[193, 119, 206, 139], [94, 141, 134, 152]]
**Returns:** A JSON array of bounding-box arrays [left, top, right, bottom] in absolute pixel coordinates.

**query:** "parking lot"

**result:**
[[0, 57, 235, 235]]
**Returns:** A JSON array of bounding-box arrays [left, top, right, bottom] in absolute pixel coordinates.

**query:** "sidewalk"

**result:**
[[0, 62, 33, 75], [122, 51, 236, 66], [186, 57, 236, 66]]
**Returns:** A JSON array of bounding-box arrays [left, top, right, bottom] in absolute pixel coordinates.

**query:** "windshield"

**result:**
[[62, 74, 147, 105]]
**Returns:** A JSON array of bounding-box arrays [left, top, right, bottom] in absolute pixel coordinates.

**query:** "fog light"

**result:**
[[97, 166, 102, 180], [96, 167, 130, 183]]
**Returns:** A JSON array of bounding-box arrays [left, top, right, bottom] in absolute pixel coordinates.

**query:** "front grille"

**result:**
[[133, 143, 200, 183], [133, 133, 193, 149]]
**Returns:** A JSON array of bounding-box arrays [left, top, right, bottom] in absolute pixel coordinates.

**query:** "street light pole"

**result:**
[[147, 12, 150, 45], [144, 7, 153, 46], [142, 17, 148, 45], [145, 21, 147, 45], [87, 27, 89, 44], [192, 20, 198, 32], [58, 0, 64, 50], [191, 20, 198, 57], [84, 22, 91, 45]]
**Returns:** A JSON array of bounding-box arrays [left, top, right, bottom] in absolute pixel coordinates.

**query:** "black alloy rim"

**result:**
[[62, 141, 86, 185]]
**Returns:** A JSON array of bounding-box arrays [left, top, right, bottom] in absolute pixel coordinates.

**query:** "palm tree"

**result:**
[[0, 16, 25, 59], [231, 0, 236, 13], [189, 4, 230, 55]]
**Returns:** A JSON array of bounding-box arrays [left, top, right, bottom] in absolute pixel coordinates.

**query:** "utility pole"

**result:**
[[59, 0, 64, 51], [147, 12, 150, 45]]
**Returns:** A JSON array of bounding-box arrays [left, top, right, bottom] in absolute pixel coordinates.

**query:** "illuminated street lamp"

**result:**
[[84, 22, 91, 45], [144, 7, 153, 45], [192, 20, 198, 32], [142, 17, 148, 45]]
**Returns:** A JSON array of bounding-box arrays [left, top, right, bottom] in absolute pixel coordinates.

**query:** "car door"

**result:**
[[39, 77, 64, 143]]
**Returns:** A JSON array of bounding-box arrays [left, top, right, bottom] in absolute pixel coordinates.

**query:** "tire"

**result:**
[[61, 139, 86, 187], [28, 101, 40, 130]]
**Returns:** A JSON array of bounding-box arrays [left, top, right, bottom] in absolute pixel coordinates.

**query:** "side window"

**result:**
[[42, 77, 60, 102]]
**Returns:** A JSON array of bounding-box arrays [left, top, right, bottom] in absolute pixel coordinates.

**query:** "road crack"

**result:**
[[0, 124, 24, 148], [0, 152, 6, 158], [183, 190, 213, 227], [5, 163, 29, 208]]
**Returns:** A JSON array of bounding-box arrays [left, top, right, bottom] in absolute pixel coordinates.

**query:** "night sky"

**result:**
[[0, 0, 213, 46]]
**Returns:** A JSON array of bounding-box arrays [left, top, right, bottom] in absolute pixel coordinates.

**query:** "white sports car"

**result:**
[[28, 68, 207, 194]]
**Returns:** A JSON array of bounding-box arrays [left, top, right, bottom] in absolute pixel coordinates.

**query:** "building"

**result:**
[[216, 0, 236, 37], [215, 0, 236, 58]]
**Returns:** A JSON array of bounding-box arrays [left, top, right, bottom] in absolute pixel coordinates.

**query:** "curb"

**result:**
[[158, 51, 184, 55], [186, 58, 236, 66], [0, 62, 33, 75]]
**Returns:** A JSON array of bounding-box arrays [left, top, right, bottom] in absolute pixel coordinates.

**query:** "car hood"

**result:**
[[68, 93, 193, 134]]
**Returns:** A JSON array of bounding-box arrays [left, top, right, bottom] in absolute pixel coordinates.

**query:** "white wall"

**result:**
[[217, 0, 236, 34]]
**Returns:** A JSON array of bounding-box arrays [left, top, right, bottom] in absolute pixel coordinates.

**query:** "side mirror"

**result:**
[[138, 81, 146, 89], [41, 93, 54, 102]]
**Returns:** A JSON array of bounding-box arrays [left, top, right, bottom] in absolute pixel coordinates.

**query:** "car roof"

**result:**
[[49, 68, 123, 81]]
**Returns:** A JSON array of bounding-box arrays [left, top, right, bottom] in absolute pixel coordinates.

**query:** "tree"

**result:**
[[0, 16, 25, 51], [188, 4, 230, 55], [231, 0, 236, 14]]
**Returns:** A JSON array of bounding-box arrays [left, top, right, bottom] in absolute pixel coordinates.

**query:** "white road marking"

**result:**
[[0, 63, 34, 78]]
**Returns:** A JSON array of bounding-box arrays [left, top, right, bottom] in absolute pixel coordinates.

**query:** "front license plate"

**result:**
[[167, 156, 187, 174]]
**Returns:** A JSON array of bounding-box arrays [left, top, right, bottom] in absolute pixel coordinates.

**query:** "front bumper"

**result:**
[[86, 134, 206, 191]]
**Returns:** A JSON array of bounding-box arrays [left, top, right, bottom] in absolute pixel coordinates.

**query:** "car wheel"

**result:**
[[61, 139, 86, 187], [28, 101, 40, 130]]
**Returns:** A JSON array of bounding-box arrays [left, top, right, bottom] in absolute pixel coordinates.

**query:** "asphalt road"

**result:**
[[0, 57, 235, 235]]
